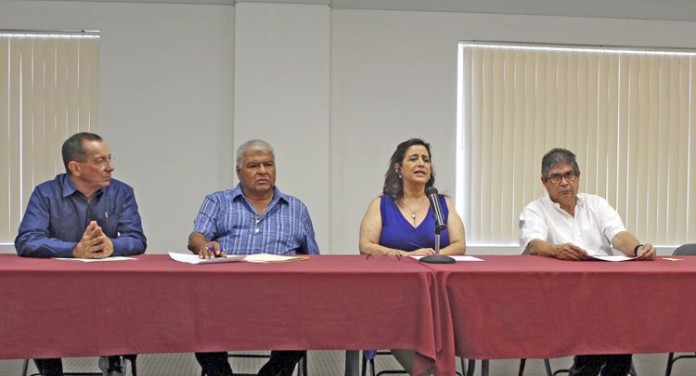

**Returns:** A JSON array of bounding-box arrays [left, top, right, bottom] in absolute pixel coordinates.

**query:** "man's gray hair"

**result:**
[[541, 148, 580, 177], [236, 139, 274, 168]]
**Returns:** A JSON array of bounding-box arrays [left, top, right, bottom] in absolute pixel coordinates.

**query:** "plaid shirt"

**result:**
[[193, 184, 320, 255]]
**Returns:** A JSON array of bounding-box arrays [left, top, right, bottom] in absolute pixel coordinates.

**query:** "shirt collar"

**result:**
[[60, 173, 105, 200], [231, 183, 287, 205], [60, 173, 78, 199], [543, 191, 585, 211]]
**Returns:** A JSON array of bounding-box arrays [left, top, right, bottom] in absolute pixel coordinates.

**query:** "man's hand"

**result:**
[[197, 241, 225, 259], [72, 221, 114, 258], [635, 243, 657, 260], [553, 243, 587, 261]]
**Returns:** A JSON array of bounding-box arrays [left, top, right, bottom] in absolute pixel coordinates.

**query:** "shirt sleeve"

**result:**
[[299, 203, 320, 255], [192, 194, 220, 241], [592, 196, 627, 242], [111, 186, 147, 256], [519, 201, 549, 254], [15, 188, 77, 258]]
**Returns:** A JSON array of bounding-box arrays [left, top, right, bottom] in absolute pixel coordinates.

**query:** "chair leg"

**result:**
[[544, 359, 553, 376], [665, 352, 675, 376], [465, 359, 475, 376], [360, 352, 366, 376], [518, 358, 526, 376], [481, 359, 489, 376], [21, 359, 29, 376]]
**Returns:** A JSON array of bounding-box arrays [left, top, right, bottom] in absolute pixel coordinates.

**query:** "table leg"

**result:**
[[345, 350, 359, 376]]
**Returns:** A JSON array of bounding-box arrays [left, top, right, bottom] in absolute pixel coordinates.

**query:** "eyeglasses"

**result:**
[[545, 171, 578, 184], [79, 156, 114, 168]]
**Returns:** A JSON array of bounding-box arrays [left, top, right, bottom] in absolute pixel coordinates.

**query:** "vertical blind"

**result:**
[[0, 31, 99, 244], [457, 42, 696, 247]]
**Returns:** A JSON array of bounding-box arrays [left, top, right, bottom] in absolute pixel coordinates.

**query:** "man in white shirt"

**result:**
[[519, 147, 655, 376]]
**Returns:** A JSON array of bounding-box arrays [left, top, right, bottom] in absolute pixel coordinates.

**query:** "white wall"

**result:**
[[2, 1, 694, 255], [0, 0, 235, 254], [329, 9, 696, 255], [234, 2, 331, 253]]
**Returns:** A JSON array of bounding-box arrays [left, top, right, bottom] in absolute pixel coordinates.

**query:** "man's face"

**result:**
[[71, 140, 114, 192], [542, 163, 580, 209], [236, 148, 276, 198]]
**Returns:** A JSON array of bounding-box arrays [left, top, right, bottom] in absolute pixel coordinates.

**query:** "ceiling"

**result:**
[[32, 0, 696, 23]]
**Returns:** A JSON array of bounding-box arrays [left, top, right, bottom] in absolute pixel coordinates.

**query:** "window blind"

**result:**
[[1, 31, 99, 244], [457, 42, 696, 247]]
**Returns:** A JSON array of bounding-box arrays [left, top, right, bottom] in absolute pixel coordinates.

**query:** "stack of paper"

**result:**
[[244, 253, 309, 263]]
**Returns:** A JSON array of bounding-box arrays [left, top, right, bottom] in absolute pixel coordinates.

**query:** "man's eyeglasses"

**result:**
[[544, 171, 579, 184]]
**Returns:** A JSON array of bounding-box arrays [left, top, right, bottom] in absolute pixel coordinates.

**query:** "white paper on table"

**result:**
[[53, 256, 137, 263], [243, 253, 308, 263], [168, 252, 245, 264], [409, 255, 484, 262]]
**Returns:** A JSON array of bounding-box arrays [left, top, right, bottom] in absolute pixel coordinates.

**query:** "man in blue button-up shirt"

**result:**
[[188, 139, 319, 376], [16, 132, 146, 259], [15, 132, 147, 376]]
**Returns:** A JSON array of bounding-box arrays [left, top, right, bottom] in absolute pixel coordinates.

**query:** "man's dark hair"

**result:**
[[383, 138, 435, 201], [541, 148, 580, 177], [62, 132, 103, 172]]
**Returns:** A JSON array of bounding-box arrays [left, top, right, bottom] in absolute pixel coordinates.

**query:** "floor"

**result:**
[[0, 351, 690, 375]]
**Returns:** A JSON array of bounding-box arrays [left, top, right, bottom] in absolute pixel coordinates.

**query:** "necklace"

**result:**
[[402, 196, 425, 225]]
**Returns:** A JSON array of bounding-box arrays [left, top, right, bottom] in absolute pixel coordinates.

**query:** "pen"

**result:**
[[206, 245, 227, 257]]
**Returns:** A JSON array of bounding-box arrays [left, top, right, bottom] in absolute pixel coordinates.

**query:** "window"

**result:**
[[0, 31, 99, 244], [457, 42, 696, 247]]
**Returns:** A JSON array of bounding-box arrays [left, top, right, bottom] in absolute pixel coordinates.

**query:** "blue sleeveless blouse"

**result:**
[[378, 194, 450, 252]]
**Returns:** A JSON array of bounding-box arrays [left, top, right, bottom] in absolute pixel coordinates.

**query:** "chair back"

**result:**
[[673, 244, 696, 256]]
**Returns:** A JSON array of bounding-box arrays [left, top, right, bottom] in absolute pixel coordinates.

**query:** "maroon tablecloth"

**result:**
[[0, 254, 442, 374], [426, 255, 696, 361]]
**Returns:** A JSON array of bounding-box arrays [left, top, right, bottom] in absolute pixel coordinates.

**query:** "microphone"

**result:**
[[419, 186, 455, 264], [426, 186, 446, 234]]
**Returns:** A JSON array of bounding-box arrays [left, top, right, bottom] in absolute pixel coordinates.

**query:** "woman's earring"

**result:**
[[395, 168, 402, 179]]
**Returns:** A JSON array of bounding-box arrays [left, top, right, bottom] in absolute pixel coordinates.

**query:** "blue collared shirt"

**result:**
[[15, 173, 147, 258], [193, 184, 320, 255]]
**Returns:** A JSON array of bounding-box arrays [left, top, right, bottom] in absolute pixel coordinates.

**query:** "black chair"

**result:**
[[463, 359, 487, 376], [664, 243, 696, 376], [361, 350, 469, 376], [517, 358, 553, 376], [22, 355, 137, 376], [536, 360, 637, 376], [200, 351, 308, 376]]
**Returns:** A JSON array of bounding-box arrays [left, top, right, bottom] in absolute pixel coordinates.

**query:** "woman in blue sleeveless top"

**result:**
[[358, 138, 466, 375], [359, 138, 466, 257]]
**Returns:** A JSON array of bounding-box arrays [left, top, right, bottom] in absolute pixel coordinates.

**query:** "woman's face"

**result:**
[[396, 144, 431, 185]]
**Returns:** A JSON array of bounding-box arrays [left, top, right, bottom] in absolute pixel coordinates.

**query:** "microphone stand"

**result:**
[[419, 226, 455, 264]]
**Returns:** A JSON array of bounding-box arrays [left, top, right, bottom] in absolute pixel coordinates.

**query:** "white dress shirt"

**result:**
[[519, 192, 626, 256]]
